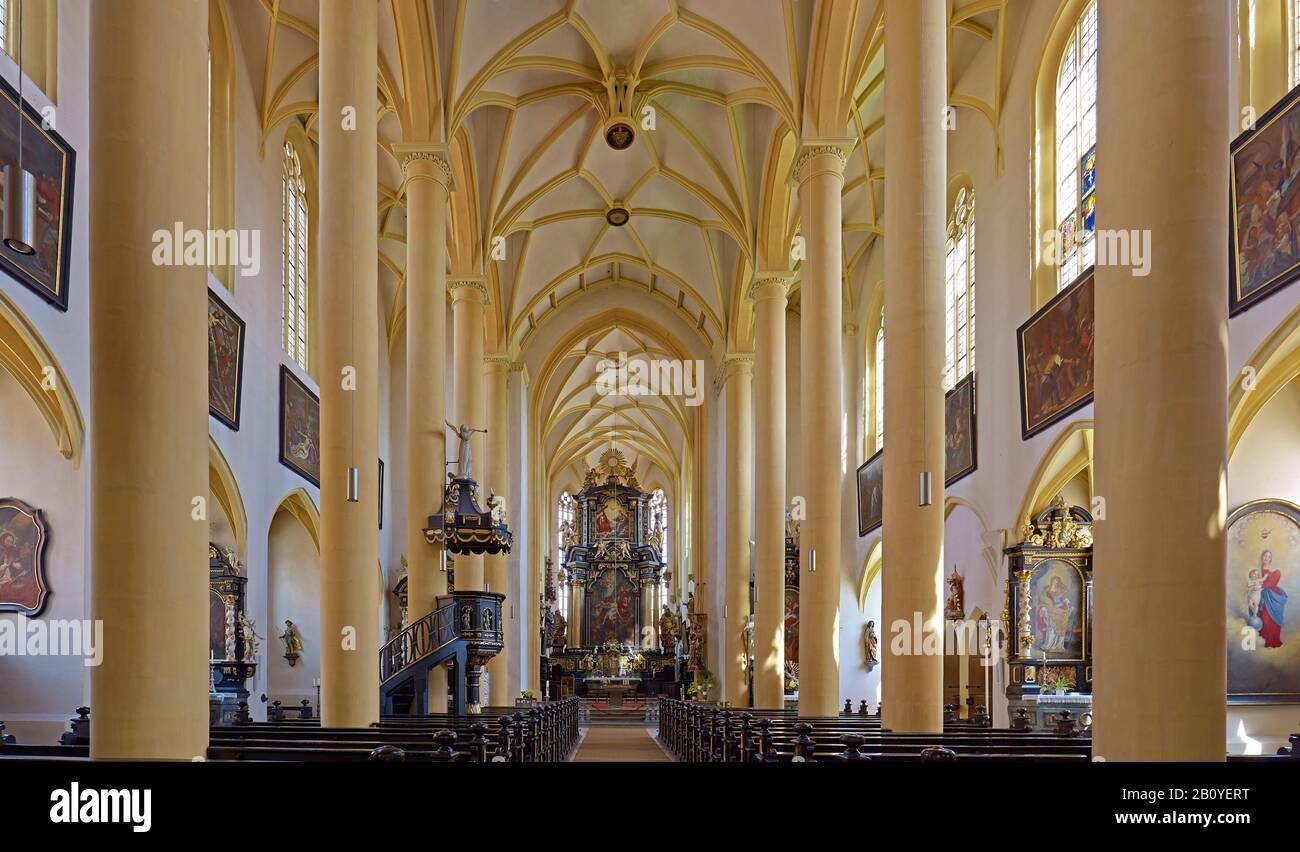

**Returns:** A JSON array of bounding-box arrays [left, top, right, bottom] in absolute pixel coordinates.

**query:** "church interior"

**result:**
[[4, 0, 1300, 794]]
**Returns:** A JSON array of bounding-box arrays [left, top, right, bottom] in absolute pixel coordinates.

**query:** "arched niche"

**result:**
[[267, 490, 322, 706], [0, 288, 83, 465]]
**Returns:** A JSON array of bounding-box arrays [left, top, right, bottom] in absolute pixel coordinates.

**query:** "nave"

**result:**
[[4, 5, 1300, 830]]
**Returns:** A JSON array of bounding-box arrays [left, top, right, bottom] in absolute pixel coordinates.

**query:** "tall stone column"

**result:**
[[318, 0, 380, 728], [881, 0, 947, 734], [795, 141, 851, 716], [449, 277, 488, 592], [394, 143, 453, 712], [88, 0, 208, 759], [721, 354, 754, 706], [750, 274, 792, 708], [1093, 0, 1228, 761], [483, 354, 512, 702]]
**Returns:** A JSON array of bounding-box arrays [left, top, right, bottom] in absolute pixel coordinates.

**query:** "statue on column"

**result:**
[[945, 565, 965, 619], [550, 610, 568, 652], [279, 620, 303, 666], [446, 421, 488, 480]]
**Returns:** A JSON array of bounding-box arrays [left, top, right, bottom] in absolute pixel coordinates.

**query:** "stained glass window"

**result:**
[[281, 142, 309, 370], [945, 189, 976, 391], [1055, 0, 1098, 289]]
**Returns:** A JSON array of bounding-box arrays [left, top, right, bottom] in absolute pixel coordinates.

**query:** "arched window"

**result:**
[[945, 189, 975, 390], [282, 142, 309, 370], [1, 1, 9, 54], [1054, 0, 1098, 289], [874, 310, 885, 452], [556, 492, 575, 618]]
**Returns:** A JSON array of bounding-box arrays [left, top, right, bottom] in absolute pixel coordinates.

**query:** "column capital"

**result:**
[[392, 143, 455, 190], [790, 137, 855, 186], [448, 275, 490, 306], [483, 354, 517, 374], [747, 272, 796, 303], [716, 353, 755, 392]]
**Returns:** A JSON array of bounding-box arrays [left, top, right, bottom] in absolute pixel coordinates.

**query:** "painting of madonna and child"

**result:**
[[1226, 501, 1300, 702]]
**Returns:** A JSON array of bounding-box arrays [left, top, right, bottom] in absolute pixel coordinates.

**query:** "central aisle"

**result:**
[[571, 726, 671, 762]]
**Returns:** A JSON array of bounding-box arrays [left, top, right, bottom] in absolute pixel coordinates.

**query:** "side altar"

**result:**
[[542, 449, 678, 699]]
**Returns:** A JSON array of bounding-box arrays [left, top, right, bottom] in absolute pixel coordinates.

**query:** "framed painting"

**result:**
[[278, 365, 320, 487], [0, 75, 76, 311], [1226, 499, 1300, 703], [0, 498, 50, 616], [856, 449, 883, 537], [207, 289, 246, 430], [783, 586, 799, 664], [1017, 270, 1094, 439], [945, 371, 977, 486], [1027, 559, 1086, 661], [378, 458, 385, 530], [1230, 84, 1300, 316]]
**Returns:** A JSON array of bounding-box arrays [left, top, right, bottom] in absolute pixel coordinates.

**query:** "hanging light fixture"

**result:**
[[346, 466, 360, 503], [4, 0, 36, 256]]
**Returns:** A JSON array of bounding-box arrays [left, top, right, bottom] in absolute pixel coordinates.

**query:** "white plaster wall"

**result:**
[[266, 509, 320, 706]]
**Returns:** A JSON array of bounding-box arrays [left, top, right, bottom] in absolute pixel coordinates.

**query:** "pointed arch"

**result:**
[[858, 538, 883, 613], [1016, 420, 1094, 527], [209, 437, 247, 557], [273, 487, 321, 554], [1230, 300, 1300, 458], [0, 288, 84, 465]]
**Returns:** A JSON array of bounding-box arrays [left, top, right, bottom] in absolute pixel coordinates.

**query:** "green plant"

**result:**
[[518, 689, 537, 700], [1052, 677, 1071, 694]]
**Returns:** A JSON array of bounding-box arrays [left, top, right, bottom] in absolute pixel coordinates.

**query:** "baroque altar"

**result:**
[[544, 449, 676, 698], [209, 544, 258, 724], [1003, 497, 1095, 700]]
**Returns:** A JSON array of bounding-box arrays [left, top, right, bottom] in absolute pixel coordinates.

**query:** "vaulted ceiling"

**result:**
[[228, 0, 1011, 482]]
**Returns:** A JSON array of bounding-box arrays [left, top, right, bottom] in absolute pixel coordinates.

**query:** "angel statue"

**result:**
[[279, 619, 304, 666], [487, 492, 506, 526], [446, 421, 488, 480], [238, 612, 263, 664]]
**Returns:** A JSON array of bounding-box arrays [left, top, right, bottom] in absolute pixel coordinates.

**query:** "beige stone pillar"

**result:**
[[750, 275, 792, 708], [318, 0, 380, 728], [395, 143, 453, 713], [1093, 0, 1228, 761], [449, 278, 488, 592], [88, 0, 208, 759], [483, 354, 511, 702], [721, 355, 754, 706], [795, 142, 850, 716], [881, 0, 947, 735], [567, 580, 584, 648]]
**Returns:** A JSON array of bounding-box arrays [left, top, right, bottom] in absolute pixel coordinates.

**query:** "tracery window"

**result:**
[[282, 142, 309, 369], [874, 310, 885, 453], [945, 189, 976, 390], [1055, 0, 1098, 289]]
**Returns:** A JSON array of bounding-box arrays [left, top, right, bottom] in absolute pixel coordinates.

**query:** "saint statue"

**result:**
[[239, 612, 262, 664], [446, 421, 488, 480], [658, 604, 680, 653], [279, 620, 303, 665], [863, 620, 878, 671], [550, 610, 568, 652]]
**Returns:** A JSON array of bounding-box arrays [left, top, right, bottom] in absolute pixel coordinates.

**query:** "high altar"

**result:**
[[543, 448, 677, 698]]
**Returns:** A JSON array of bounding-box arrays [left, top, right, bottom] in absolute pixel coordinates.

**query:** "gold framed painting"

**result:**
[[1226, 499, 1300, 703], [856, 449, 883, 537], [207, 289, 246, 431], [945, 371, 977, 486], [0, 76, 75, 312], [1230, 84, 1300, 316], [278, 365, 320, 487], [0, 497, 50, 616], [1016, 270, 1094, 439]]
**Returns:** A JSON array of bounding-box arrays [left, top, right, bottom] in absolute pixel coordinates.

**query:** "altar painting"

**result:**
[[588, 568, 637, 645], [1227, 500, 1300, 702], [1029, 559, 1083, 660], [594, 495, 631, 540], [783, 587, 799, 663]]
